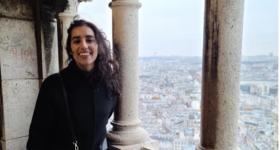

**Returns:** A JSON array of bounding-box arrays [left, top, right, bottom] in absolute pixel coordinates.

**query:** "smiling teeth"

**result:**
[[79, 52, 90, 56]]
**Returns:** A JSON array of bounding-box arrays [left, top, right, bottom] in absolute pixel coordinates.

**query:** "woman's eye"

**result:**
[[72, 40, 80, 44], [87, 38, 96, 43]]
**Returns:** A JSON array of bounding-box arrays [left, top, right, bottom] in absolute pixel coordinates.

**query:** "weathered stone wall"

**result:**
[[0, 0, 33, 19], [0, 1, 39, 149]]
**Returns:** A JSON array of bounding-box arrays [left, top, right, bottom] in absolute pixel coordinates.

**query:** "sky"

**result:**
[[78, 0, 278, 57]]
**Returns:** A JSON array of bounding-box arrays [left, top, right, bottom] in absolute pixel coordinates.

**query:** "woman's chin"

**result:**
[[76, 62, 94, 71]]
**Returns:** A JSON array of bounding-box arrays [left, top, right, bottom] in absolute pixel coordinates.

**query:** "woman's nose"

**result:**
[[80, 39, 88, 48]]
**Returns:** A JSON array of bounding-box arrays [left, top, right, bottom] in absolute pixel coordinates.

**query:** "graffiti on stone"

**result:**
[[0, 19, 38, 79]]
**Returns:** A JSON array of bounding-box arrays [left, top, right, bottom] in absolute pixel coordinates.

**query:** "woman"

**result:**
[[27, 19, 120, 150]]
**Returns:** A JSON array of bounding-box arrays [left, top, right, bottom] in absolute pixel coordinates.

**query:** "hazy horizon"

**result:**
[[78, 0, 278, 57], [138, 54, 278, 58]]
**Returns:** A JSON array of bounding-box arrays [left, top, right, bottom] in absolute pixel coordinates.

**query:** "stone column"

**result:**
[[40, 6, 59, 77], [107, 0, 158, 149], [197, 0, 244, 150], [57, 0, 79, 69]]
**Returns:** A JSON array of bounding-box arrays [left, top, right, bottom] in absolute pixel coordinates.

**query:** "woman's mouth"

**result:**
[[79, 52, 92, 56]]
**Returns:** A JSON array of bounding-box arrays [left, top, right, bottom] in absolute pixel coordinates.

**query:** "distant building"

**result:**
[[269, 86, 278, 96], [240, 84, 250, 93]]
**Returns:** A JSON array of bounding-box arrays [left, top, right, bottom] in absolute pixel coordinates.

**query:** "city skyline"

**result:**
[[78, 0, 278, 57], [138, 56, 277, 149]]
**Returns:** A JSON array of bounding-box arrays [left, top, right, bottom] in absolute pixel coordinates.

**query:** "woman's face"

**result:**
[[70, 25, 98, 71]]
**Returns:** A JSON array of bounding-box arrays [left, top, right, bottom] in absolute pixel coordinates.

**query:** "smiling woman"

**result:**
[[27, 19, 120, 150]]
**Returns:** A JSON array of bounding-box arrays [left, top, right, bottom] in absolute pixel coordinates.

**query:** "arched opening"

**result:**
[[77, 0, 278, 149]]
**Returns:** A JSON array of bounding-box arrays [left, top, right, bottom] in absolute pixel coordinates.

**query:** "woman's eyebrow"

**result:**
[[72, 35, 95, 39], [86, 35, 95, 38], [71, 36, 80, 40]]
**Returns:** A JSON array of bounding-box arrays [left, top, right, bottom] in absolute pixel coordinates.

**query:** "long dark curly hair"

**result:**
[[66, 19, 120, 96]]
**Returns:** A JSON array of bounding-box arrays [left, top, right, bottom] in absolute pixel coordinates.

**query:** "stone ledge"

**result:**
[[109, 140, 159, 150]]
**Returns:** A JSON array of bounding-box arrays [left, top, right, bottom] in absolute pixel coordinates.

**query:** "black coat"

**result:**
[[27, 62, 117, 150]]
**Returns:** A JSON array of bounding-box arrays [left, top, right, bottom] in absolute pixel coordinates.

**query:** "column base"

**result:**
[[196, 145, 240, 150], [108, 139, 159, 150], [196, 144, 214, 150], [107, 120, 159, 149], [107, 126, 150, 145]]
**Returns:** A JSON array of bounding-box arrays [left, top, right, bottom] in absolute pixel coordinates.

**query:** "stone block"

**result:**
[[1, 136, 28, 150], [0, 18, 38, 80], [1, 79, 39, 140], [0, 0, 33, 19]]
